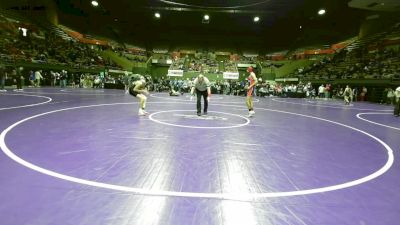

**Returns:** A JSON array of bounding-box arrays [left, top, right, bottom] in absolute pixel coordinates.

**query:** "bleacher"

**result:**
[[294, 23, 400, 83], [1, 5, 399, 94], [47, 24, 75, 42], [345, 31, 387, 52]]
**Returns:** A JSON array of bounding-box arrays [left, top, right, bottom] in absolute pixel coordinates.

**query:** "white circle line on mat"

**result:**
[[0, 93, 52, 110], [0, 102, 394, 201]]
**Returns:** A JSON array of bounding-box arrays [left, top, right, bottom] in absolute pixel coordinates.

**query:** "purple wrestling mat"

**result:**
[[0, 87, 399, 225]]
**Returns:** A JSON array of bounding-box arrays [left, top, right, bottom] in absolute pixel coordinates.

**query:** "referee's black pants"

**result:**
[[196, 89, 208, 114]]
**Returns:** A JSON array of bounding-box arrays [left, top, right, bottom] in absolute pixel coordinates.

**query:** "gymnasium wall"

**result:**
[[272, 60, 314, 78], [359, 13, 399, 38]]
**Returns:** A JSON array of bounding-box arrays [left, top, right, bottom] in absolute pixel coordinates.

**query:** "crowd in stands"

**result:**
[[113, 47, 148, 63], [224, 61, 238, 73], [0, 13, 123, 70], [1, 10, 400, 108], [152, 53, 172, 64], [187, 56, 219, 73], [168, 56, 241, 75], [294, 46, 400, 80], [0, 65, 107, 90], [1, 63, 397, 107], [169, 58, 186, 70], [149, 77, 312, 99], [238, 55, 257, 64]]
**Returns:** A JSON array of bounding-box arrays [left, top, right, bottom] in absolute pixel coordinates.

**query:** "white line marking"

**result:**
[[227, 142, 262, 146], [0, 102, 394, 201], [149, 110, 250, 129], [183, 95, 224, 100], [356, 112, 400, 131], [0, 93, 52, 110], [174, 113, 228, 121], [111, 136, 167, 140], [285, 206, 308, 225], [272, 98, 392, 111], [14, 89, 123, 96], [150, 93, 259, 104], [61, 89, 104, 93], [59, 150, 88, 155]]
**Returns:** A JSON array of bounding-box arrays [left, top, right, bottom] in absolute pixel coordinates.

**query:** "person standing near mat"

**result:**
[[343, 85, 352, 105], [15, 66, 24, 91], [190, 74, 211, 116], [129, 76, 149, 116], [0, 64, 6, 92], [246, 66, 258, 117], [123, 72, 130, 94], [394, 86, 400, 117]]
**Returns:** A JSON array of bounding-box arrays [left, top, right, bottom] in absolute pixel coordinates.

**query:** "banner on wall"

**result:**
[[167, 70, 184, 77], [216, 51, 231, 55], [108, 69, 131, 74], [275, 78, 298, 82], [152, 59, 173, 64], [237, 63, 257, 68], [223, 72, 239, 79]]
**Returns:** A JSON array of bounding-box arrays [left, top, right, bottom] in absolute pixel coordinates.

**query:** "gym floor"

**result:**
[[0, 88, 399, 225]]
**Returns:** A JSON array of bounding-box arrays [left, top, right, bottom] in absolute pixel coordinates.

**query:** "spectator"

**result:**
[[360, 86, 367, 101], [0, 64, 6, 92], [34, 70, 43, 87], [28, 71, 35, 87], [318, 84, 325, 98], [60, 70, 67, 88], [394, 87, 400, 117], [343, 85, 352, 105], [387, 88, 395, 105], [15, 67, 24, 91], [50, 71, 56, 86]]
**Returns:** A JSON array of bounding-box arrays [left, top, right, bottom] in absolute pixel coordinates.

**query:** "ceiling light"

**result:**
[[253, 16, 260, 22], [204, 14, 210, 20], [318, 9, 326, 15], [155, 12, 161, 18], [91, 1, 99, 7]]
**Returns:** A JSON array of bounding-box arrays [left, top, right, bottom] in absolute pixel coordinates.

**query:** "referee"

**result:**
[[190, 74, 211, 116]]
